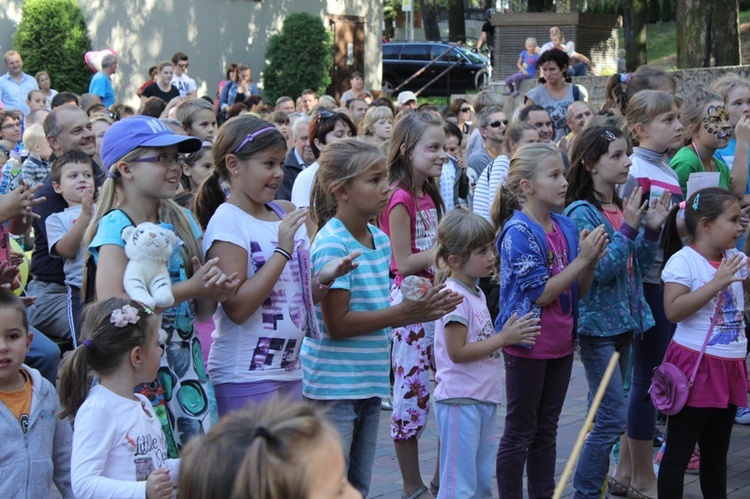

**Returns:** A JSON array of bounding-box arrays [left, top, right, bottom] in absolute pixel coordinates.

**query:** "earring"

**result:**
[[528, 188, 535, 194]]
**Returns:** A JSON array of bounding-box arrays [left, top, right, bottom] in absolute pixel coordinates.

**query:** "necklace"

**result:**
[[523, 206, 552, 232], [691, 142, 714, 172]]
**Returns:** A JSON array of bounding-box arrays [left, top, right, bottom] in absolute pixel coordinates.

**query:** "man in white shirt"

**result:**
[[170, 52, 197, 98]]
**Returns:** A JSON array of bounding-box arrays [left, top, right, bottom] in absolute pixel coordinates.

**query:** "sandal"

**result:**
[[429, 480, 440, 495], [626, 486, 656, 499], [401, 485, 432, 499], [607, 476, 629, 496]]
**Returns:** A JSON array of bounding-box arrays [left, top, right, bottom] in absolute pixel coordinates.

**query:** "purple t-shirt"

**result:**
[[505, 220, 574, 359]]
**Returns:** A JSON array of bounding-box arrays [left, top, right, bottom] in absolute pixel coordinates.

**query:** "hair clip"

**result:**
[[692, 193, 700, 211], [110, 304, 140, 328], [601, 130, 617, 142], [620, 73, 632, 84]]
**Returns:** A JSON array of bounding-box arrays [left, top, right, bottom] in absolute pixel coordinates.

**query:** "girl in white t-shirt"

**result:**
[[194, 116, 357, 416], [658, 187, 750, 497], [59, 298, 179, 499], [433, 210, 540, 498]]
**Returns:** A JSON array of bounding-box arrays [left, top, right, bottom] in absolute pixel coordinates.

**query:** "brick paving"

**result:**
[[368, 353, 750, 498]]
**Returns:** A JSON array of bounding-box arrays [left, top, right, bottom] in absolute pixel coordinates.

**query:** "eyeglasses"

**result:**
[[177, 63, 189, 69], [460, 107, 471, 113], [232, 126, 277, 153], [1, 122, 21, 130], [489, 120, 509, 128], [134, 153, 184, 166]]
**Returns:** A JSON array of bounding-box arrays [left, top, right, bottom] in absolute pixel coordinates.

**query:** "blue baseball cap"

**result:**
[[100, 115, 202, 169]]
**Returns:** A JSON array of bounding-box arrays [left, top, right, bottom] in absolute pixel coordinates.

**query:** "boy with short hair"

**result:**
[[20, 123, 52, 187], [26, 89, 47, 113], [45, 150, 95, 340], [0, 287, 73, 498]]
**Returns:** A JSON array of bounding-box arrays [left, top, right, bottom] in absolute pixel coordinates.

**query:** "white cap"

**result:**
[[397, 91, 418, 106]]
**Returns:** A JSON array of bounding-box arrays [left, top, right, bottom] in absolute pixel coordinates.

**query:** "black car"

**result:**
[[382, 41, 490, 96]]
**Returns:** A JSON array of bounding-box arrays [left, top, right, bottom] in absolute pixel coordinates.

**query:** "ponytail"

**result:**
[[57, 345, 92, 420], [194, 171, 227, 230], [660, 203, 683, 273], [491, 184, 521, 235]]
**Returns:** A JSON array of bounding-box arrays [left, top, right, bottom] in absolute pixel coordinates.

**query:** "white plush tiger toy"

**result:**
[[121, 222, 177, 310]]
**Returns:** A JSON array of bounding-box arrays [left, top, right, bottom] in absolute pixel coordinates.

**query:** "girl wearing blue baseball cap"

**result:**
[[84, 115, 241, 456]]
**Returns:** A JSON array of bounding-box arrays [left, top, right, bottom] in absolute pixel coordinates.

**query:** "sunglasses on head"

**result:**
[[489, 119, 509, 128]]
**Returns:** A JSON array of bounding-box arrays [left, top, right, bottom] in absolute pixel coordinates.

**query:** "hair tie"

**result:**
[[81, 338, 93, 350], [107, 171, 116, 179], [678, 201, 686, 210], [620, 73, 632, 84]]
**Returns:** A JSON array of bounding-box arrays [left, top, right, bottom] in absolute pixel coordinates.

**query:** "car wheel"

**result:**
[[474, 69, 489, 91], [382, 78, 396, 97]]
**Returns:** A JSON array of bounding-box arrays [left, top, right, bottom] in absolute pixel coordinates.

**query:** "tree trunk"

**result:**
[[624, 0, 647, 70], [711, 0, 740, 66], [676, 0, 711, 67], [447, 0, 466, 43], [419, 0, 441, 41]]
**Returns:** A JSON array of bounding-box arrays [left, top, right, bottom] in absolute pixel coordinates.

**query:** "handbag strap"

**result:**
[[688, 293, 724, 385]]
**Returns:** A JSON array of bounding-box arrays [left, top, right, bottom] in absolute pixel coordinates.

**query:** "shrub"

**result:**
[[262, 13, 333, 102], [13, 0, 93, 95]]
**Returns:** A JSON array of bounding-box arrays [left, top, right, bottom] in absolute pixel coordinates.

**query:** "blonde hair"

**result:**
[[435, 210, 495, 285], [310, 138, 385, 233], [360, 106, 393, 136], [22, 124, 47, 151], [711, 73, 750, 104], [625, 90, 678, 143], [490, 143, 561, 233], [179, 400, 339, 499], [175, 98, 215, 131], [525, 37, 538, 47]]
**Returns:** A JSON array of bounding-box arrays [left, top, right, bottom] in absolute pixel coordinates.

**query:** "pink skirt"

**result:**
[[663, 341, 748, 408]]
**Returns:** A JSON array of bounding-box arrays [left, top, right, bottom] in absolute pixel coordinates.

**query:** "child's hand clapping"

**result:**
[[622, 186, 648, 229], [190, 256, 241, 302], [578, 225, 609, 267], [400, 283, 463, 324], [711, 253, 747, 291], [0, 181, 45, 223], [277, 208, 307, 254], [645, 189, 672, 231], [499, 312, 541, 346], [316, 250, 361, 286], [81, 186, 95, 221], [145, 468, 172, 499]]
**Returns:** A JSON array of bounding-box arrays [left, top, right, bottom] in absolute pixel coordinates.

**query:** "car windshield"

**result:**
[[458, 46, 487, 64]]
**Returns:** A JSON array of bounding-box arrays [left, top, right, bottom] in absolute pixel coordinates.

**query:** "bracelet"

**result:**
[[316, 276, 335, 290], [274, 247, 292, 261]]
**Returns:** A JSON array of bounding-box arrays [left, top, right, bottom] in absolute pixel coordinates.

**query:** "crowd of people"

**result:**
[[0, 41, 748, 499]]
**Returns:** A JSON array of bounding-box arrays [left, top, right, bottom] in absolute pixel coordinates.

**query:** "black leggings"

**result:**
[[657, 405, 737, 499]]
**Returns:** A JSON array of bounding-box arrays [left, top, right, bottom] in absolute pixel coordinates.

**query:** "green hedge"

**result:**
[[13, 0, 93, 95], [262, 13, 333, 102]]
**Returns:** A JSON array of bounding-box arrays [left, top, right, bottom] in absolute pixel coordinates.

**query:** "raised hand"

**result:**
[[400, 283, 463, 325], [578, 225, 609, 265], [190, 256, 241, 302], [645, 189, 672, 231], [317, 250, 361, 286], [711, 253, 746, 291], [499, 312, 541, 346], [622, 185, 647, 229], [0, 181, 45, 223], [277, 208, 307, 254]]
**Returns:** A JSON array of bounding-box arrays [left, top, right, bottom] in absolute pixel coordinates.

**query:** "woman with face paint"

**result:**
[[670, 88, 748, 201]]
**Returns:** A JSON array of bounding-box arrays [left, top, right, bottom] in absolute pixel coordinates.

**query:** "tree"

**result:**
[[676, 0, 740, 67], [13, 0, 92, 95], [262, 13, 333, 102], [419, 0, 442, 41], [623, 0, 647, 70]]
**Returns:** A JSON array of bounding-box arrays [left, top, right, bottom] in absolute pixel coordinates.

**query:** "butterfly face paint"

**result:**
[[703, 104, 733, 140]]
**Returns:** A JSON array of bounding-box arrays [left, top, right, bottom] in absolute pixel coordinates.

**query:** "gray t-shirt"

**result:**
[[467, 147, 493, 176], [46, 204, 86, 288], [525, 84, 588, 142]]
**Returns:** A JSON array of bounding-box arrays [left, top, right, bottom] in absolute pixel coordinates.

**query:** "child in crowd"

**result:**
[[176, 98, 218, 143], [20, 123, 52, 188], [440, 121, 469, 211], [433, 210, 541, 498], [603, 65, 675, 117], [26, 89, 47, 114], [378, 111, 446, 499], [304, 139, 461, 497], [179, 400, 362, 499], [45, 150, 95, 342], [86, 115, 239, 456], [473, 121, 538, 222], [610, 90, 684, 498], [493, 143, 607, 498], [564, 126, 670, 499], [671, 88, 747, 200], [180, 141, 214, 193], [658, 188, 749, 497], [359, 105, 393, 145], [505, 37, 540, 97], [713, 74, 750, 208], [0, 288, 73, 498], [59, 298, 179, 499], [194, 116, 357, 416]]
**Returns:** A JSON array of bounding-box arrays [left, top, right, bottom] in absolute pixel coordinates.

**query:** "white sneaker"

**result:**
[[735, 406, 750, 424]]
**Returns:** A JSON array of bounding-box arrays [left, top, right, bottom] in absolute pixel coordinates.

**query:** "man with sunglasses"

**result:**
[[467, 105, 507, 176], [88, 54, 117, 108], [171, 52, 197, 99]]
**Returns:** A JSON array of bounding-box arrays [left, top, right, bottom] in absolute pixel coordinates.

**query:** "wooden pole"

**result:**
[[552, 352, 620, 499]]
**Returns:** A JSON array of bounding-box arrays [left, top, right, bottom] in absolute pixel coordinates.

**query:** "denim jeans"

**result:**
[[309, 397, 381, 498], [496, 352, 573, 499], [573, 333, 632, 499], [435, 402, 496, 499]]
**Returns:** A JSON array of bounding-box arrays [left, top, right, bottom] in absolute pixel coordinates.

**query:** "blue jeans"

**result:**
[[435, 402, 496, 499], [309, 397, 381, 498], [574, 333, 632, 499], [25, 326, 60, 384]]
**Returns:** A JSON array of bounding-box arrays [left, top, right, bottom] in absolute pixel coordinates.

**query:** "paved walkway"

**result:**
[[369, 353, 750, 498]]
